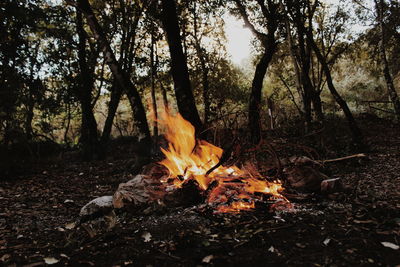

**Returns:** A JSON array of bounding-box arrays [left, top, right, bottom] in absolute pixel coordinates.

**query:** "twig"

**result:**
[[205, 136, 238, 176], [319, 153, 366, 164]]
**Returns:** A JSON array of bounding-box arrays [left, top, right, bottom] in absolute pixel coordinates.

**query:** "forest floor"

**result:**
[[1, 116, 400, 266]]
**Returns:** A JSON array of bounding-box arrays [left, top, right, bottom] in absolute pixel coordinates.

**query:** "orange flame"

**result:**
[[157, 109, 288, 213]]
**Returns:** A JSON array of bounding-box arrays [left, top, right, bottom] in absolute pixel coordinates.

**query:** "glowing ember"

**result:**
[[157, 109, 289, 213]]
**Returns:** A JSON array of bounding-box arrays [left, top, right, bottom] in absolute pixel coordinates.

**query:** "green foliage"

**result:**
[[1, 0, 399, 152]]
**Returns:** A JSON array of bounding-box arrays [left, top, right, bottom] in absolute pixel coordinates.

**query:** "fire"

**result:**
[[157, 109, 288, 213]]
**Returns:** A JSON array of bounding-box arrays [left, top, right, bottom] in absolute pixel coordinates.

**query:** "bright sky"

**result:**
[[224, 0, 374, 65], [224, 14, 253, 65]]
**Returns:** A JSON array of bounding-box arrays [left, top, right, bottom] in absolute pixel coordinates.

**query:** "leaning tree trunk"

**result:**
[[76, 10, 99, 160], [77, 0, 151, 154], [375, 0, 400, 121], [306, 31, 363, 146], [160, 0, 203, 132]]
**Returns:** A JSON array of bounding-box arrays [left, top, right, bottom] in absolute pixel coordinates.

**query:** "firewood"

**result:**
[[113, 174, 166, 209], [319, 153, 367, 164]]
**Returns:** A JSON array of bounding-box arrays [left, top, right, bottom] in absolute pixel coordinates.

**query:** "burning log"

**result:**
[[281, 155, 347, 194], [112, 174, 166, 209], [283, 165, 328, 193]]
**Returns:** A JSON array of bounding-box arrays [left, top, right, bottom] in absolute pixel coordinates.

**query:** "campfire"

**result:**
[[80, 109, 359, 224], [155, 109, 289, 213]]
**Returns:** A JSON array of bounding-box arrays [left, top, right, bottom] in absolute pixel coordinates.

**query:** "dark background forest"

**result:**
[[1, 0, 399, 167], [1, 0, 400, 266]]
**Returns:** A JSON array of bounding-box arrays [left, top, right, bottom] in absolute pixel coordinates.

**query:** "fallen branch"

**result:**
[[319, 153, 366, 164]]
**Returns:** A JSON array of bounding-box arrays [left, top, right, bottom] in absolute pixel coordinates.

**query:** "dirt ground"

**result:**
[[1, 117, 399, 266]]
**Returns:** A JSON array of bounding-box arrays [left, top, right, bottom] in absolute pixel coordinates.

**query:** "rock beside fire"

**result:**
[[79, 196, 114, 223]]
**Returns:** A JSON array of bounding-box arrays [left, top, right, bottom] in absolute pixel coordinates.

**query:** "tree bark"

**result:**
[[160, 81, 169, 109], [249, 49, 276, 143], [311, 91, 324, 122], [375, 0, 400, 121], [77, 0, 151, 154], [160, 0, 202, 132]]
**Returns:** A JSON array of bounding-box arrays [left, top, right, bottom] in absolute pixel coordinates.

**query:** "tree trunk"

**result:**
[[248, 48, 276, 144], [284, 15, 304, 118], [150, 34, 158, 137], [375, 0, 400, 121], [160, 81, 169, 109], [100, 82, 122, 144], [296, 18, 314, 129], [306, 31, 363, 146], [76, 10, 99, 160], [77, 0, 151, 155], [160, 0, 202, 132], [311, 91, 324, 122], [234, 0, 278, 144], [25, 86, 34, 141]]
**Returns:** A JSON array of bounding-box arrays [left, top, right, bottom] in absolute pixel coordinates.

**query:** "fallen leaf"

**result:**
[[296, 243, 306, 248], [24, 262, 44, 267], [64, 199, 74, 203], [44, 257, 59, 265], [141, 231, 152, 242], [65, 222, 76, 230], [323, 238, 331, 246], [381, 242, 399, 250], [268, 246, 275, 252], [353, 220, 376, 224], [1, 254, 10, 262], [202, 255, 214, 263]]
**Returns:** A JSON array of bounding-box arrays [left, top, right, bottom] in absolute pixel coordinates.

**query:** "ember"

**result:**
[[156, 109, 289, 213]]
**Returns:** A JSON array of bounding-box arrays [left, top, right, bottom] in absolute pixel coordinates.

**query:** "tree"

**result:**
[[234, 0, 280, 144], [75, 9, 100, 159], [99, 1, 148, 144], [374, 0, 400, 121], [304, 17, 363, 146], [76, 0, 152, 156], [159, 0, 203, 132]]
